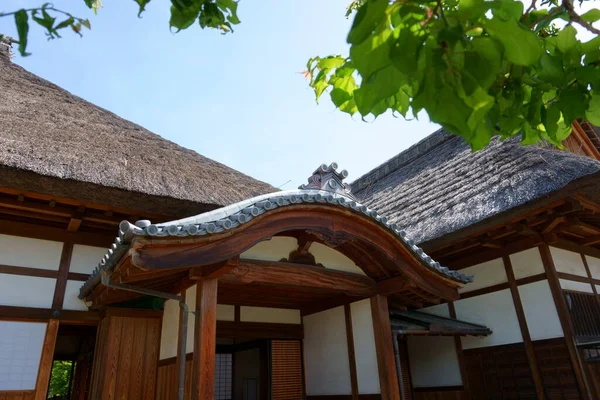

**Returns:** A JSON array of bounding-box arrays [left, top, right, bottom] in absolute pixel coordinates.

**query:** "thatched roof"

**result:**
[[0, 44, 275, 216], [352, 129, 600, 246]]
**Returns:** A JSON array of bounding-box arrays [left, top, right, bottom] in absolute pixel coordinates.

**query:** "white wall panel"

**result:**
[[241, 237, 297, 262], [63, 280, 87, 310], [303, 306, 351, 395], [0, 321, 46, 390], [518, 281, 563, 340], [217, 304, 235, 321], [559, 279, 594, 293], [0, 234, 62, 270], [310, 243, 365, 275], [550, 247, 587, 277], [241, 307, 300, 324], [0, 274, 55, 308], [70, 244, 107, 274], [455, 289, 522, 349], [160, 299, 180, 360], [510, 248, 545, 279], [350, 299, 380, 394], [584, 255, 600, 280], [407, 336, 462, 388], [459, 258, 507, 293]]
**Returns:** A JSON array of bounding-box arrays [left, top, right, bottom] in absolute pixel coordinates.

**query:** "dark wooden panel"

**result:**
[[0, 391, 35, 400], [271, 340, 303, 400], [534, 338, 582, 400], [412, 389, 466, 400]]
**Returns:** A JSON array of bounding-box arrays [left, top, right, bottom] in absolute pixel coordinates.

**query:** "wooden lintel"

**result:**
[[582, 235, 600, 246], [219, 259, 377, 296], [189, 258, 239, 280], [376, 275, 414, 296]]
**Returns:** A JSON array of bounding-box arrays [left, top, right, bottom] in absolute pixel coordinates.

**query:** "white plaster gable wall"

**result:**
[[0, 274, 55, 308], [518, 281, 563, 340], [459, 258, 507, 293], [584, 255, 600, 280], [455, 289, 523, 349], [407, 336, 462, 388], [559, 279, 594, 293], [160, 299, 180, 360], [303, 306, 352, 395], [240, 307, 300, 324], [420, 303, 450, 318], [350, 299, 380, 394], [240, 237, 365, 275], [0, 234, 62, 270], [0, 321, 46, 390], [63, 280, 88, 311], [550, 247, 587, 277], [510, 248, 545, 279], [70, 244, 107, 274]]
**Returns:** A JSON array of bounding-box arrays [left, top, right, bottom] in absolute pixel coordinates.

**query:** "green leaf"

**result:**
[[557, 86, 587, 124], [319, 56, 346, 70], [484, 17, 541, 66], [330, 74, 358, 108], [491, 0, 524, 21], [55, 17, 75, 30], [350, 25, 393, 81], [347, 0, 388, 45], [354, 65, 405, 115], [586, 92, 600, 126], [199, 2, 225, 29], [170, 0, 201, 31], [581, 9, 600, 23], [464, 37, 502, 90], [80, 19, 91, 30], [14, 10, 30, 56], [555, 25, 577, 54], [389, 27, 426, 77], [537, 53, 564, 85], [216, 0, 240, 24], [134, 0, 152, 17]]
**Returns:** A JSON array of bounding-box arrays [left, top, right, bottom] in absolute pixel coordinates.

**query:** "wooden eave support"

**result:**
[[67, 206, 86, 232]]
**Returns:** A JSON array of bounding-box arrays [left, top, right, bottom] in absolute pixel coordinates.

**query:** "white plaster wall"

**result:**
[[303, 306, 352, 395], [510, 248, 545, 279], [240, 307, 301, 324], [455, 289, 523, 349], [241, 237, 298, 261], [350, 299, 380, 394], [160, 299, 180, 360], [459, 258, 507, 293], [550, 247, 587, 277], [518, 281, 563, 340], [218, 304, 236, 321], [420, 303, 450, 318], [584, 255, 600, 280], [0, 274, 55, 308], [70, 244, 107, 274], [0, 234, 62, 270], [559, 279, 594, 293], [407, 336, 462, 388], [309, 243, 365, 275], [0, 321, 46, 390], [62, 280, 88, 311]]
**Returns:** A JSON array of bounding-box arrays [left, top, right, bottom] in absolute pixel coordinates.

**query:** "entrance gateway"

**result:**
[[77, 163, 483, 400]]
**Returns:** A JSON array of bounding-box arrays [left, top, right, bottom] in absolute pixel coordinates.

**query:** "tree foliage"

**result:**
[[1, 0, 599, 149], [47, 360, 73, 398], [307, 0, 600, 149]]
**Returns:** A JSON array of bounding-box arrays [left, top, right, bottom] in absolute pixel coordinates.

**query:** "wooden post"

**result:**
[[448, 302, 470, 399], [174, 290, 187, 400], [191, 279, 218, 400], [344, 304, 359, 400], [539, 245, 592, 399], [35, 319, 59, 400], [503, 255, 546, 400], [370, 294, 401, 400]]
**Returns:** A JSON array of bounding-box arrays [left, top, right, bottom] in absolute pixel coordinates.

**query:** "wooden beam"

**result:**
[[174, 290, 186, 400], [67, 207, 86, 232], [568, 217, 600, 235], [539, 245, 593, 399], [52, 242, 74, 310], [541, 216, 567, 234], [0, 305, 100, 324], [377, 275, 414, 296], [34, 319, 59, 400], [582, 235, 600, 246], [344, 304, 359, 400], [191, 278, 218, 400], [370, 294, 401, 400], [503, 255, 546, 400], [448, 303, 469, 397], [189, 258, 239, 280], [219, 259, 377, 296]]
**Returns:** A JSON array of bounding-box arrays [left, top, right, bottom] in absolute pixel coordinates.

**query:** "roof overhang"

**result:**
[[390, 310, 492, 336]]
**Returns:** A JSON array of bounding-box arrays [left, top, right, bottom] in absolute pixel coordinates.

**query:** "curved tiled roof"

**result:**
[[352, 129, 600, 245], [79, 182, 473, 298]]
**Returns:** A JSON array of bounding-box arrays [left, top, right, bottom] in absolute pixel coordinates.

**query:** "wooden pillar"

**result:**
[[370, 294, 401, 400], [174, 290, 187, 400], [34, 319, 59, 400], [344, 304, 359, 400], [191, 279, 218, 400], [448, 302, 470, 399], [539, 245, 592, 399], [503, 255, 546, 400]]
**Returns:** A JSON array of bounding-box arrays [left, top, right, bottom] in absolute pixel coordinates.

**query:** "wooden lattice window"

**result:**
[[564, 290, 600, 339], [215, 353, 233, 400], [270, 340, 304, 400]]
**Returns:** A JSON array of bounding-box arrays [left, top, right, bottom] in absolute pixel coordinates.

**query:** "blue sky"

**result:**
[[2, 0, 439, 188]]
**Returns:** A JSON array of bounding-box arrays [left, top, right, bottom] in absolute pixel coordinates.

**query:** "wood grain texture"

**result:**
[[191, 278, 218, 400], [0, 391, 35, 400], [52, 241, 74, 309], [34, 319, 59, 400], [502, 255, 546, 400], [370, 295, 401, 400], [539, 245, 592, 399], [344, 304, 359, 400]]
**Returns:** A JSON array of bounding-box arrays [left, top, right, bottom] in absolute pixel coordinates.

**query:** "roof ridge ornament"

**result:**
[[299, 162, 356, 200]]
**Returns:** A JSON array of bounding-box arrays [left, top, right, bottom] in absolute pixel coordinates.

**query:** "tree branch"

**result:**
[[563, 0, 600, 35]]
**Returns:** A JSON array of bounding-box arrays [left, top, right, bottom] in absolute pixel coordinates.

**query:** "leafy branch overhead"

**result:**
[[0, 0, 240, 56], [307, 0, 600, 149]]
